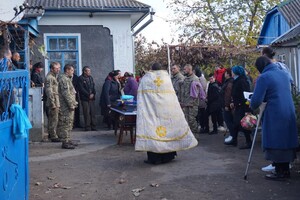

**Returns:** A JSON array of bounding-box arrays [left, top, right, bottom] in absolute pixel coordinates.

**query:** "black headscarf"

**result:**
[[255, 56, 272, 73], [111, 70, 119, 77], [151, 62, 162, 70], [194, 67, 202, 77]]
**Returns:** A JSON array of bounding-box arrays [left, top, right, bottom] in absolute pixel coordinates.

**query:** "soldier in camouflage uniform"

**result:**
[[179, 64, 200, 135], [45, 62, 61, 142], [57, 64, 78, 149], [171, 64, 184, 98]]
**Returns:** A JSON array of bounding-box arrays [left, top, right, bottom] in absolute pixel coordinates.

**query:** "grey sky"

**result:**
[[137, 0, 176, 43]]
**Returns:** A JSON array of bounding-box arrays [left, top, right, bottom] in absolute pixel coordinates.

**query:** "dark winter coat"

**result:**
[[72, 74, 80, 101], [231, 75, 250, 108], [220, 77, 233, 108], [78, 75, 96, 101], [100, 79, 121, 108], [251, 63, 298, 149], [31, 71, 44, 87], [207, 81, 221, 113]]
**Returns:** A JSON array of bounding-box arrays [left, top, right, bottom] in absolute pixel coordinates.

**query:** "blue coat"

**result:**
[[250, 63, 298, 149]]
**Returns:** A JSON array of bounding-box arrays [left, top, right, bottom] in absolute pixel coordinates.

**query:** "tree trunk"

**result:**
[[246, 1, 259, 45], [206, 0, 230, 43]]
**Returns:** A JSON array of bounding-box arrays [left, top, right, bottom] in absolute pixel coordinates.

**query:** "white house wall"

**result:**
[[275, 47, 300, 90], [38, 14, 134, 74]]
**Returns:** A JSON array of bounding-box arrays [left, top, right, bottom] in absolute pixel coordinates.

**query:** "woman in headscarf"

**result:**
[[251, 56, 298, 181], [224, 66, 252, 149], [100, 71, 121, 129], [123, 72, 138, 100]]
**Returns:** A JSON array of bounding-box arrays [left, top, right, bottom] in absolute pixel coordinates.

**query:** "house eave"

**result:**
[[43, 7, 152, 31], [271, 22, 300, 46], [271, 37, 300, 47], [44, 7, 150, 13]]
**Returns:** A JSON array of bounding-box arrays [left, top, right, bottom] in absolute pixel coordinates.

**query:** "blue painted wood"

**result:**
[[0, 120, 27, 200], [0, 41, 29, 200], [18, 18, 40, 37], [46, 35, 80, 75], [24, 29, 30, 200], [258, 7, 290, 45]]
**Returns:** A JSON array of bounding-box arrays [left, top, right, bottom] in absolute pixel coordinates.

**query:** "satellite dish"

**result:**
[[0, 0, 25, 23]]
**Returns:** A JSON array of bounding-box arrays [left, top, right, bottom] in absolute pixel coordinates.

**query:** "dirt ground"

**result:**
[[29, 129, 300, 200]]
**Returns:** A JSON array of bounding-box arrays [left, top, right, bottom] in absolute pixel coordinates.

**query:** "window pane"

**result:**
[[68, 38, 76, 50], [64, 60, 77, 67], [49, 52, 62, 60], [59, 38, 67, 50], [64, 52, 77, 60], [49, 39, 57, 50]]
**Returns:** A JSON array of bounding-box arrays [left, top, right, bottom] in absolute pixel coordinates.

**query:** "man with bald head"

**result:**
[[12, 52, 24, 69], [171, 64, 184, 97], [179, 64, 200, 135]]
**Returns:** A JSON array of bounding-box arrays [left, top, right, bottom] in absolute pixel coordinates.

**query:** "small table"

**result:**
[[110, 106, 137, 145]]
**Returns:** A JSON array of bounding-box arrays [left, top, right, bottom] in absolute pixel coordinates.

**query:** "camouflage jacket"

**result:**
[[58, 73, 78, 113], [171, 72, 184, 97], [45, 71, 60, 108], [179, 73, 200, 107]]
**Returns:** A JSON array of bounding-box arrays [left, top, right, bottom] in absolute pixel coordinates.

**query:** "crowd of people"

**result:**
[[1, 45, 298, 180], [137, 46, 298, 181], [40, 62, 139, 149]]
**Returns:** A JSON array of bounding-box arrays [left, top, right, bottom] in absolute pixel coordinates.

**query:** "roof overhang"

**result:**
[[17, 6, 45, 37], [43, 7, 151, 29]]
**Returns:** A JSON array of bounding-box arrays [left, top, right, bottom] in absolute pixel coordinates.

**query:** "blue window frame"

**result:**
[[46, 36, 79, 74]]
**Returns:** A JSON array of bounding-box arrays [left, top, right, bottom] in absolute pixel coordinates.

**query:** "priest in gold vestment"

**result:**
[[135, 63, 198, 164]]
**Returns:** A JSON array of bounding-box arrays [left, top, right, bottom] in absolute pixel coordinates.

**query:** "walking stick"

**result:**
[[244, 102, 267, 180]]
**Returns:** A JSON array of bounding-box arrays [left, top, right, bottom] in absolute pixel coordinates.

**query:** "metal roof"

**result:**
[[25, 0, 150, 10], [271, 22, 300, 45], [24, 6, 45, 18], [278, 0, 300, 27]]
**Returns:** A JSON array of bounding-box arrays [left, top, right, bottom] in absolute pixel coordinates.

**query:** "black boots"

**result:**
[[209, 126, 218, 135], [265, 162, 290, 181], [209, 130, 218, 135], [62, 141, 76, 149], [199, 128, 209, 134], [239, 142, 252, 150]]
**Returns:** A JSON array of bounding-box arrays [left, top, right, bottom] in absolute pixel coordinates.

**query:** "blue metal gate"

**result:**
[[0, 59, 30, 199]]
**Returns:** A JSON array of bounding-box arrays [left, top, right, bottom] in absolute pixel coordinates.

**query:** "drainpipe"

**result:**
[[167, 44, 171, 74], [132, 8, 155, 74], [132, 8, 155, 36]]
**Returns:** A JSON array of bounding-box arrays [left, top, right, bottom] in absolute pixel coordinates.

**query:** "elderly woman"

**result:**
[[100, 71, 121, 129], [224, 66, 252, 149], [123, 72, 138, 100], [251, 56, 298, 181]]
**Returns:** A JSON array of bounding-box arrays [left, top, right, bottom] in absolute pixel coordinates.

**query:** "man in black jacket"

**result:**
[[72, 73, 82, 128], [78, 66, 97, 131]]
